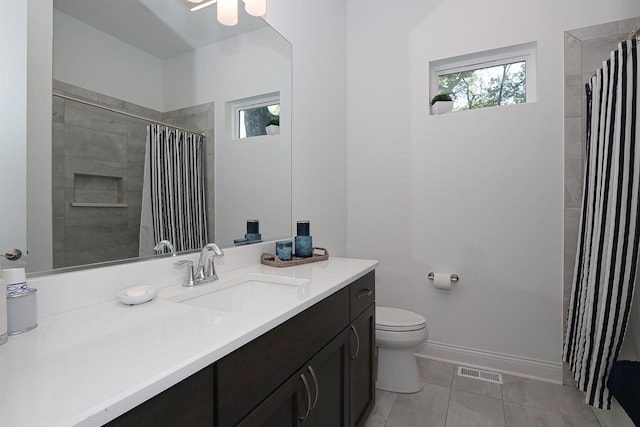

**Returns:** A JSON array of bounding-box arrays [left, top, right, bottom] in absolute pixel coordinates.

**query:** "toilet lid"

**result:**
[[376, 306, 426, 332]]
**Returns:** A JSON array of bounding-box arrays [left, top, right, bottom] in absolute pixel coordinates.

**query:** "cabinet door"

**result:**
[[236, 368, 307, 427], [349, 304, 375, 427], [304, 328, 350, 427], [238, 329, 350, 427]]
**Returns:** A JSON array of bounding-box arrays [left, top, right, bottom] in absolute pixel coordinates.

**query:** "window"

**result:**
[[230, 93, 280, 139], [430, 42, 536, 113]]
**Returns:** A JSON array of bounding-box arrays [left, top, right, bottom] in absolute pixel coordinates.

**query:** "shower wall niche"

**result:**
[[52, 80, 214, 268]]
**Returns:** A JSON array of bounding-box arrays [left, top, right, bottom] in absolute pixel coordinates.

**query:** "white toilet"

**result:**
[[375, 306, 428, 393]]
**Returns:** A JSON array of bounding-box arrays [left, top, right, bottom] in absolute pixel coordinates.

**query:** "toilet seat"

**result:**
[[376, 306, 426, 332]]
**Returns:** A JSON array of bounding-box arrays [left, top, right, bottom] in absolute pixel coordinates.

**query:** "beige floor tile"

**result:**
[[504, 401, 566, 427], [562, 414, 601, 427], [386, 383, 450, 427], [502, 374, 560, 412], [451, 369, 502, 399], [445, 389, 505, 427], [562, 363, 578, 387], [416, 357, 455, 388], [364, 413, 387, 427], [366, 389, 397, 423], [366, 370, 603, 427], [550, 384, 598, 422]]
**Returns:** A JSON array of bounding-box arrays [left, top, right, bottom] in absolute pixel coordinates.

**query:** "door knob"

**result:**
[[1, 248, 22, 261]]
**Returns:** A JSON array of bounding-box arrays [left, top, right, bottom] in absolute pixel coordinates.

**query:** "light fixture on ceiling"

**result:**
[[188, 0, 267, 27]]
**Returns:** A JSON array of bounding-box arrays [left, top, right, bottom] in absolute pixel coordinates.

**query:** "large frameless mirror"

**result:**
[[6, 0, 292, 274]]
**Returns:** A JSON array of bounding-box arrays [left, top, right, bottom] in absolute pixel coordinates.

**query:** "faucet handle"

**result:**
[[205, 255, 219, 281], [174, 260, 196, 287]]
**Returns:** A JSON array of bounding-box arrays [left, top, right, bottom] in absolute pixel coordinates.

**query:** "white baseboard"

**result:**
[[417, 340, 563, 384]]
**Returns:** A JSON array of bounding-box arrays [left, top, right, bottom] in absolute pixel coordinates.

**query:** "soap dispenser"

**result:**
[[295, 221, 313, 258]]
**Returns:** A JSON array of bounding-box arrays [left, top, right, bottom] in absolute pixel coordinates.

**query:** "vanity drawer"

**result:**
[[215, 286, 349, 427], [105, 365, 214, 427], [350, 270, 375, 321]]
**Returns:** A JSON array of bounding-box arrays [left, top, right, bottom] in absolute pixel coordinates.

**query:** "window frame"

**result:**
[[232, 93, 281, 140], [430, 42, 537, 113]]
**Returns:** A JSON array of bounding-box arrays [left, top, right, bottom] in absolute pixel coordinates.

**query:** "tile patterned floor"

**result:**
[[365, 358, 601, 427]]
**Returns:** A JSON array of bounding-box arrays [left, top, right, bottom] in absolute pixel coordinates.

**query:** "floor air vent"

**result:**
[[457, 366, 503, 384]]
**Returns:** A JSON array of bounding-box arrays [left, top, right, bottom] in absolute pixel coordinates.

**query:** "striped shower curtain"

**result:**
[[563, 38, 640, 409], [139, 124, 208, 256]]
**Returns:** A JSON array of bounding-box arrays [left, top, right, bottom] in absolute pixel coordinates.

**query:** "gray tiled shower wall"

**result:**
[[563, 17, 640, 384], [52, 80, 214, 268]]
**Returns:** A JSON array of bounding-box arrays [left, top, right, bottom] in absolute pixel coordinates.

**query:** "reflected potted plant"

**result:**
[[265, 118, 280, 135], [431, 94, 454, 115]]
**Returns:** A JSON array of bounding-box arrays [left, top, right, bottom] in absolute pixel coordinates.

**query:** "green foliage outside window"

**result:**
[[240, 103, 280, 138], [437, 61, 526, 111]]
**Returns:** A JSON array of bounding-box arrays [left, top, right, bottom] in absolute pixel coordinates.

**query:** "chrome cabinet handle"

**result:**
[[299, 373, 312, 422], [308, 366, 319, 411], [350, 325, 360, 360], [357, 288, 372, 298]]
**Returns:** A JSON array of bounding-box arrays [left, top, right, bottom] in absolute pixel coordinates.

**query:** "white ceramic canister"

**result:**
[[7, 288, 37, 335], [0, 270, 8, 346], [3, 267, 28, 296]]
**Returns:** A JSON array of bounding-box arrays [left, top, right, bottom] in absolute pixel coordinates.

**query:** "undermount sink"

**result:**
[[170, 274, 311, 313]]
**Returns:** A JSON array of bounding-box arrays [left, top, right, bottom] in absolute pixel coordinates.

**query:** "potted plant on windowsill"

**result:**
[[265, 118, 280, 135], [431, 94, 454, 115]]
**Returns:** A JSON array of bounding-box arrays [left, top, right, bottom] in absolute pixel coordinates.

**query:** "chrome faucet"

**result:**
[[196, 243, 225, 283], [175, 242, 224, 287], [153, 240, 176, 256]]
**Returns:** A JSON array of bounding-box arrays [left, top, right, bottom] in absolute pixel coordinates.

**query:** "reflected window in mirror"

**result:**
[[232, 92, 280, 139]]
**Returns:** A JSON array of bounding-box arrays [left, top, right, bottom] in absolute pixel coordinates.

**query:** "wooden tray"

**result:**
[[261, 247, 329, 267]]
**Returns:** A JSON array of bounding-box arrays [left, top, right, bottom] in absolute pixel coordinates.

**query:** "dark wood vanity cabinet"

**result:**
[[104, 270, 375, 427]]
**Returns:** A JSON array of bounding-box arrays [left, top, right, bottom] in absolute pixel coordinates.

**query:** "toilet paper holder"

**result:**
[[427, 272, 459, 282]]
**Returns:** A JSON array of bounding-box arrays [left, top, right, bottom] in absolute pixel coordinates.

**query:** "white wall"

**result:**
[[163, 27, 292, 247], [53, 10, 164, 111], [347, 0, 640, 380], [26, 1, 53, 273], [267, 0, 349, 256]]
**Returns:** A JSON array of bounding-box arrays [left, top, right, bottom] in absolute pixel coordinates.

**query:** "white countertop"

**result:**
[[0, 257, 377, 427]]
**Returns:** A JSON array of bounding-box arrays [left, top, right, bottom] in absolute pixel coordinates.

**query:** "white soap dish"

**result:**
[[117, 286, 158, 305]]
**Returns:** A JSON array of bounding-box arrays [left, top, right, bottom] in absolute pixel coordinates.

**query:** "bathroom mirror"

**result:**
[[21, 0, 291, 274]]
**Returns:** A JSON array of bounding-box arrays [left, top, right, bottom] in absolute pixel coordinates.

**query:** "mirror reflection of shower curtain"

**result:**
[[563, 38, 639, 410], [139, 124, 208, 257]]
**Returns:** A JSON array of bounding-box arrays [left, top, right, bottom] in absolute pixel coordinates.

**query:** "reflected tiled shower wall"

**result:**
[[52, 81, 214, 268], [563, 17, 640, 384]]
